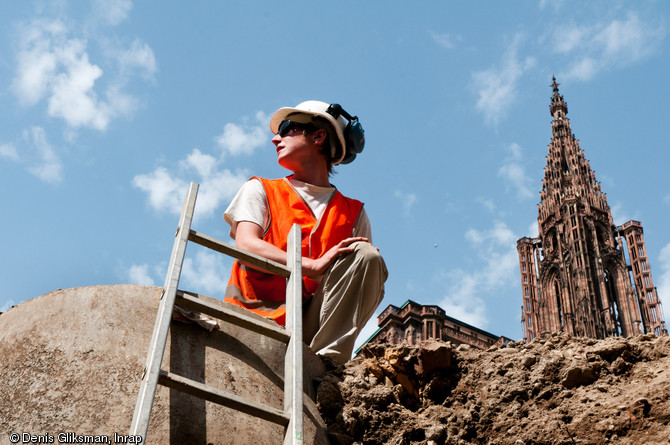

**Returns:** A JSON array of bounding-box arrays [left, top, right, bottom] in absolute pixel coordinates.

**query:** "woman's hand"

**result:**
[[302, 237, 369, 277]]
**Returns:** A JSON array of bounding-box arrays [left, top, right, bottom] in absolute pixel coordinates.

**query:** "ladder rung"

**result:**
[[188, 230, 291, 278], [158, 370, 289, 427], [175, 290, 291, 343]]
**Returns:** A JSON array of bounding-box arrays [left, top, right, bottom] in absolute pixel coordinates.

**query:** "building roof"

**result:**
[[355, 299, 507, 354]]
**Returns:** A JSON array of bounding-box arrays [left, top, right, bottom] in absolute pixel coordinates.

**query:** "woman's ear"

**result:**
[[311, 129, 328, 145]]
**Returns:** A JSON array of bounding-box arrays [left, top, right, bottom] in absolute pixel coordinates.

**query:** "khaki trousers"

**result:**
[[303, 241, 388, 363]]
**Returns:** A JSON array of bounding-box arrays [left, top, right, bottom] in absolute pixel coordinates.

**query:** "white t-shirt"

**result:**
[[224, 177, 372, 241]]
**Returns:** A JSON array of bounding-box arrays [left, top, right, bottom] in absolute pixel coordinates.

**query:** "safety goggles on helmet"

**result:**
[[276, 120, 315, 137]]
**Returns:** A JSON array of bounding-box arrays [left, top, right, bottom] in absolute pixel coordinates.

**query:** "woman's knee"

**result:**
[[352, 242, 387, 273]]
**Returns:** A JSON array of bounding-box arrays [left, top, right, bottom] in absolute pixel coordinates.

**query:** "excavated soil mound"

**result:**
[[316, 333, 670, 444]]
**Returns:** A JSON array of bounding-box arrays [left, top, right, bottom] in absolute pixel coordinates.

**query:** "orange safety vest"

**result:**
[[224, 176, 363, 326]]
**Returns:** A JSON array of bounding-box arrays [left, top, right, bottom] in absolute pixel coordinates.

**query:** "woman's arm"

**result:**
[[234, 220, 368, 278]]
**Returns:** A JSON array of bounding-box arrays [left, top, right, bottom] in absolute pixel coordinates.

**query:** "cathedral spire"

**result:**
[[549, 75, 568, 120], [517, 79, 666, 343]]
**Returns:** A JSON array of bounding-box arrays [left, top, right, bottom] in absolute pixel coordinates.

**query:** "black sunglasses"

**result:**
[[277, 120, 314, 137]]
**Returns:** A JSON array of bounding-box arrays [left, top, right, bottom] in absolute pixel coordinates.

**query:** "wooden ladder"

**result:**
[[129, 182, 304, 444]]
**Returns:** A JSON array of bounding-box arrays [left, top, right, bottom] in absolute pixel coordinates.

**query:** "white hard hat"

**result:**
[[270, 100, 364, 165]]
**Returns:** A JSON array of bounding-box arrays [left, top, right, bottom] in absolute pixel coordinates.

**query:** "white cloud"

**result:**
[[354, 312, 382, 355], [0, 299, 16, 313], [438, 221, 519, 328], [24, 127, 62, 184], [12, 16, 155, 131], [552, 26, 589, 54], [554, 14, 664, 82], [429, 31, 459, 49], [14, 19, 109, 129], [472, 34, 536, 126], [134, 148, 249, 218], [195, 168, 250, 218], [598, 172, 615, 189], [0, 143, 20, 161], [113, 38, 157, 80], [528, 220, 539, 238], [597, 15, 653, 58], [134, 112, 269, 218], [13, 19, 65, 107], [48, 42, 109, 129], [440, 285, 489, 328], [181, 250, 231, 296], [394, 190, 417, 216], [215, 112, 269, 157], [609, 201, 632, 226], [254, 111, 271, 128], [128, 264, 156, 286], [657, 243, 670, 310], [1, 129, 63, 184], [133, 166, 188, 214], [476, 197, 496, 213], [498, 143, 534, 199], [562, 57, 599, 82], [92, 0, 133, 26], [124, 250, 232, 304], [181, 148, 217, 178], [465, 221, 517, 247], [539, 0, 566, 11], [498, 162, 530, 196]]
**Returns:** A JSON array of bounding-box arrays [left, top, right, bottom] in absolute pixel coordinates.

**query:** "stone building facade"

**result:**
[[360, 300, 510, 350], [517, 78, 666, 342]]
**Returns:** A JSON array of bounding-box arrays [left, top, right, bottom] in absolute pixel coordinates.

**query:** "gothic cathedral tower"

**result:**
[[517, 78, 666, 342]]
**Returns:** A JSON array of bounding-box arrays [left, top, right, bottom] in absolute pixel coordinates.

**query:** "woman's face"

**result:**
[[272, 122, 326, 171]]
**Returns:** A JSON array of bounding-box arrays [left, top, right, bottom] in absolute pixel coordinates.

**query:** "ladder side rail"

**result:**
[[189, 230, 290, 278], [175, 291, 291, 343], [158, 370, 289, 427], [130, 182, 199, 438], [284, 224, 304, 445]]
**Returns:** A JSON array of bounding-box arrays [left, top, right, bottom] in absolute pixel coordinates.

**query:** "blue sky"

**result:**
[[1, 1, 669, 351]]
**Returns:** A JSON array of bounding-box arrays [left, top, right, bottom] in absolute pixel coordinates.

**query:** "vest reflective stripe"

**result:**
[[224, 265, 287, 322], [224, 177, 363, 326]]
